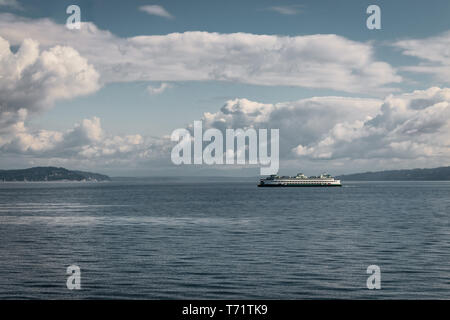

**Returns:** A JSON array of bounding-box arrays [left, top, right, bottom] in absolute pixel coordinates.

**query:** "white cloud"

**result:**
[[184, 87, 450, 173], [394, 31, 450, 83], [2, 14, 450, 174], [0, 0, 21, 9], [0, 36, 100, 118], [0, 35, 100, 150], [5, 124, 63, 153], [0, 115, 168, 166], [1, 88, 450, 174], [266, 5, 303, 15], [0, 13, 401, 94], [199, 96, 382, 158], [147, 82, 172, 95], [65, 117, 104, 146], [291, 87, 450, 163], [139, 5, 174, 19], [0, 94, 383, 173]]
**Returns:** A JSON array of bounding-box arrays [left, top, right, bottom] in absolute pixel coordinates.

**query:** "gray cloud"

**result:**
[[0, 116, 170, 167], [1, 88, 449, 175], [0, 13, 401, 94], [1, 13, 449, 175], [200, 96, 382, 159], [291, 87, 450, 162], [0, 36, 100, 116], [394, 31, 450, 83], [0, 36, 100, 153], [186, 88, 450, 173]]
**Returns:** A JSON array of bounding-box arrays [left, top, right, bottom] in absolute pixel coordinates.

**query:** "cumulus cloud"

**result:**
[[0, 36, 100, 125], [0, 115, 169, 168], [0, 35, 100, 157], [0, 93, 383, 173], [1, 13, 449, 174], [1, 118, 62, 153], [291, 87, 450, 163], [0, 13, 401, 93], [394, 31, 450, 83], [139, 5, 174, 19], [0, 34, 106, 166], [182, 87, 450, 173], [199, 96, 382, 158], [1, 87, 449, 174]]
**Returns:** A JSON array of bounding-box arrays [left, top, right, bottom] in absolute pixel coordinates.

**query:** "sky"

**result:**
[[0, 0, 450, 176]]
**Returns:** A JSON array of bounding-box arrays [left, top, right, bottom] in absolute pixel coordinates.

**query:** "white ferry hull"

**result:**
[[258, 173, 342, 187], [258, 181, 342, 187]]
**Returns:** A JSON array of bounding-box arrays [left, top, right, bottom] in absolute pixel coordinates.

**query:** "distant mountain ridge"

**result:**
[[0, 167, 110, 182], [337, 166, 450, 181]]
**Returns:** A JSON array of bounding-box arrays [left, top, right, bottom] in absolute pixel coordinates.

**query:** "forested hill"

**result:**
[[337, 166, 450, 181], [0, 167, 111, 182]]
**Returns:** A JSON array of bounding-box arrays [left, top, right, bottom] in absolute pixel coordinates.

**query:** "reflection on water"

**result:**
[[0, 180, 449, 299]]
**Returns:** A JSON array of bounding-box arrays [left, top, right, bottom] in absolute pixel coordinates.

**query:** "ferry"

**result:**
[[258, 173, 342, 187]]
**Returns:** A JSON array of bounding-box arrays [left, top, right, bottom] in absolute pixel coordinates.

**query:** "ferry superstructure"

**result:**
[[258, 173, 342, 187]]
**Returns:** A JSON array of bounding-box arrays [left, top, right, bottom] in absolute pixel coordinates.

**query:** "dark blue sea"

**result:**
[[0, 179, 449, 299]]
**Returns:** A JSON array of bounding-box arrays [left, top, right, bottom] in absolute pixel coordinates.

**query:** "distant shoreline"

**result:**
[[0, 180, 111, 183], [2, 166, 450, 182], [0, 167, 111, 182], [337, 166, 450, 181]]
